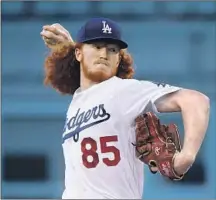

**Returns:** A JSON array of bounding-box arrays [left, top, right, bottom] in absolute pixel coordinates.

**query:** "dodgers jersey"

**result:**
[[62, 76, 181, 199]]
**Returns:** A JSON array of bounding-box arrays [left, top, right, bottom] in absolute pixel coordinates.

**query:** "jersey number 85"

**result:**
[[81, 135, 121, 168]]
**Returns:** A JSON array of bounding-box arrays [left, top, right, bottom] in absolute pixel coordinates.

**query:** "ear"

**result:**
[[75, 48, 82, 62]]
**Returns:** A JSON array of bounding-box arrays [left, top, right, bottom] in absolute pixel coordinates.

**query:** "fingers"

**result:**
[[149, 166, 158, 174], [40, 23, 74, 50], [44, 37, 58, 46], [41, 30, 63, 42], [50, 23, 74, 42], [149, 160, 158, 174], [43, 24, 69, 40], [51, 23, 69, 33]]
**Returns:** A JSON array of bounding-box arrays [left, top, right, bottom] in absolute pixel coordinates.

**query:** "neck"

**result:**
[[80, 67, 99, 91]]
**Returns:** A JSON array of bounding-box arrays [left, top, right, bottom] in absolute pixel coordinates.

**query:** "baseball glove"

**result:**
[[133, 112, 184, 180]]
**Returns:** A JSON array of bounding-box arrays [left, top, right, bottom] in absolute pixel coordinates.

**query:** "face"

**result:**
[[75, 41, 121, 82]]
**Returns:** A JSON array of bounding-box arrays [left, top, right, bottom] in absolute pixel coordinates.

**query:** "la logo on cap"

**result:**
[[102, 21, 112, 34]]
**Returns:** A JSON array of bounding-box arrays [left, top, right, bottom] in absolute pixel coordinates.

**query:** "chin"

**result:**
[[88, 70, 113, 82]]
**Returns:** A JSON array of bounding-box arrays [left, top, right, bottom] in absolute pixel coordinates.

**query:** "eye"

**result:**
[[108, 47, 119, 53], [94, 44, 101, 49]]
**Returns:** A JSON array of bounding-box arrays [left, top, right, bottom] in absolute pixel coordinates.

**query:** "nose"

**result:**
[[99, 47, 108, 60]]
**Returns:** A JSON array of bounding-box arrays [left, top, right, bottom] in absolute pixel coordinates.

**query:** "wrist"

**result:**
[[181, 148, 196, 162]]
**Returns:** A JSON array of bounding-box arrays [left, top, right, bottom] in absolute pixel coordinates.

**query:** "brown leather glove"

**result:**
[[133, 112, 184, 180]]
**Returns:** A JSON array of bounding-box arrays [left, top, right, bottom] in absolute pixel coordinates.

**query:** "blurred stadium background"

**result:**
[[1, 1, 216, 199]]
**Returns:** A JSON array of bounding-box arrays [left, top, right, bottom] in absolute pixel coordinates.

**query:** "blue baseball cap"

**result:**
[[76, 17, 128, 49]]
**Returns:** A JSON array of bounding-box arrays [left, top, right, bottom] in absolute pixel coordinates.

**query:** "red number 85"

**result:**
[[81, 135, 121, 168]]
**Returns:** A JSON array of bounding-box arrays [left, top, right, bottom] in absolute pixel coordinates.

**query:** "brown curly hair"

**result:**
[[44, 43, 135, 95]]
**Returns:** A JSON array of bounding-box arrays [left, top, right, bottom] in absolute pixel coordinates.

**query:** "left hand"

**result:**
[[173, 151, 196, 176]]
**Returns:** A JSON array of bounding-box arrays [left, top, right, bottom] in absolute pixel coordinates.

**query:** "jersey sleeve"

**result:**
[[146, 81, 182, 113], [118, 79, 182, 122]]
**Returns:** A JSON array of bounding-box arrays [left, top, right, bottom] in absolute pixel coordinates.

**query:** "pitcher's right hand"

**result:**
[[40, 23, 74, 51]]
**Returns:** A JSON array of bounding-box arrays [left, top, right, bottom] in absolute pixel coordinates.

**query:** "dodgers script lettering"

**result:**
[[62, 104, 110, 142]]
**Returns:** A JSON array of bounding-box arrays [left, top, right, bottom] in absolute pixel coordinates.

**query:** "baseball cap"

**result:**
[[76, 17, 128, 49]]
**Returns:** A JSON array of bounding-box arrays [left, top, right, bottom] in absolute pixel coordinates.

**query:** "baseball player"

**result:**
[[40, 18, 210, 199]]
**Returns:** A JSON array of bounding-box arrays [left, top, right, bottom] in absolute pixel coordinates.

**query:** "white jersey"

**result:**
[[62, 76, 181, 199]]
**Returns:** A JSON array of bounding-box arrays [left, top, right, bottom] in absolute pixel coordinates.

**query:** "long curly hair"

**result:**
[[44, 43, 135, 95]]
